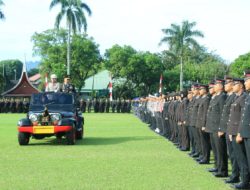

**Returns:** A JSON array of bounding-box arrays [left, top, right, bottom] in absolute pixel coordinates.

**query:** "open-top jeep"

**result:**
[[17, 92, 84, 145]]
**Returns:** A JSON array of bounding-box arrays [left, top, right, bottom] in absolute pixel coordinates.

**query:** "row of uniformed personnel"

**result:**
[[79, 99, 132, 113], [134, 70, 250, 189], [0, 98, 29, 113]]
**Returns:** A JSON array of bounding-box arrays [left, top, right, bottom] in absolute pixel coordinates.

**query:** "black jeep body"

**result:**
[[17, 92, 84, 145]]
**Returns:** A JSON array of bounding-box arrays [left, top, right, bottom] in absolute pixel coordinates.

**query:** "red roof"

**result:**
[[29, 73, 41, 82]]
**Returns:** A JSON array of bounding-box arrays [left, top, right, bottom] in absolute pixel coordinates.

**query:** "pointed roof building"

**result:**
[[1, 62, 40, 97]]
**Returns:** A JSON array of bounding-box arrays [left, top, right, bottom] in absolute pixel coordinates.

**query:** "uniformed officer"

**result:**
[[186, 90, 195, 155], [45, 74, 61, 92], [205, 81, 220, 173], [237, 70, 250, 189], [87, 99, 92, 113], [127, 99, 132, 113], [196, 84, 210, 164], [228, 78, 249, 189], [106, 98, 110, 113], [208, 79, 227, 177], [23, 98, 29, 113], [4, 98, 10, 113], [98, 98, 102, 112], [0, 98, 3, 113], [62, 77, 76, 93], [93, 98, 99, 113], [111, 99, 117, 113], [178, 91, 189, 151], [117, 99, 121, 113], [162, 96, 170, 139], [189, 84, 201, 158], [218, 76, 239, 183]]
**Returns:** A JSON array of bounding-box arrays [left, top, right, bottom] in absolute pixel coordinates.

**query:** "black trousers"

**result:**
[[161, 117, 167, 137], [200, 129, 210, 162], [155, 113, 162, 132], [163, 118, 170, 138], [191, 126, 200, 154], [178, 124, 183, 145], [193, 127, 201, 155], [226, 135, 239, 179], [215, 133, 228, 175], [188, 126, 195, 153], [172, 121, 179, 143], [210, 133, 218, 169], [181, 125, 190, 150], [150, 115, 157, 130], [232, 137, 249, 183], [168, 119, 174, 140], [244, 138, 250, 174]]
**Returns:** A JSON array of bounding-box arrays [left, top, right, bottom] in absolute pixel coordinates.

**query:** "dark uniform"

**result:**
[[240, 91, 250, 173], [117, 100, 121, 113], [106, 99, 110, 113], [206, 89, 226, 173], [162, 100, 170, 138], [186, 96, 195, 155], [62, 83, 76, 93], [190, 94, 201, 157], [171, 98, 179, 143], [4, 99, 10, 113], [23, 99, 29, 113], [87, 99, 92, 113], [228, 91, 249, 187], [111, 100, 117, 113], [94, 99, 99, 113], [196, 92, 210, 164], [179, 96, 189, 151], [127, 100, 131, 113], [0, 99, 4, 113], [16, 99, 23, 113], [219, 90, 238, 181]]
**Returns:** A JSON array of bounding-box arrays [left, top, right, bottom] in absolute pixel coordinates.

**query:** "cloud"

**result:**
[[0, 0, 250, 62]]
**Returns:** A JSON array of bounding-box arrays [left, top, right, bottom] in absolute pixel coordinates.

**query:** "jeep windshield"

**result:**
[[29, 93, 74, 112]]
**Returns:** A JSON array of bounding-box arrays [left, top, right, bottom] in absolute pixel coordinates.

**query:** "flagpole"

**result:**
[[109, 72, 113, 101], [44, 73, 48, 91], [159, 74, 163, 96]]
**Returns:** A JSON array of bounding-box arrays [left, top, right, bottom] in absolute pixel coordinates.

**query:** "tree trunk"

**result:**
[[67, 23, 72, 76]]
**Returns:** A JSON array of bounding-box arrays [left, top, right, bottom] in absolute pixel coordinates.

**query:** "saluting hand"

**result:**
[[236, 133, 243, 143], [229, 135, 233, 142], [218, 131, 224, 137]]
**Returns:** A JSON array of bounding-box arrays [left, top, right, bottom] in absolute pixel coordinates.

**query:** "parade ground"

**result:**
[[0, 113, 231, 190]]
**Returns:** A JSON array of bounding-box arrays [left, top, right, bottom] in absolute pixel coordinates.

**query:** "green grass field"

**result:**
[[0, 113, 232, 190]]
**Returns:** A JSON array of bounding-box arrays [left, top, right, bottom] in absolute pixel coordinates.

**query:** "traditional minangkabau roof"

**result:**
[[1, 62, 40, 97]]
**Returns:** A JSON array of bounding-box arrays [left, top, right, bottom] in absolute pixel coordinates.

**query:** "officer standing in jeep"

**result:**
[[62, 76, 76, 94]]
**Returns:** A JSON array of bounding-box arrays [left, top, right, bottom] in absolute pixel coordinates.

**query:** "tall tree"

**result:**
[[160, 20, 204, 90], [229, 52, 250, 77], [32, 29, 101, 92], [0, 0, 5, 20], [104, 45, 163, 96], [50, 0, 92, 76]]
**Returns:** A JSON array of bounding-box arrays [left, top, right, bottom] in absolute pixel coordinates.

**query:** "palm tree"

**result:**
[[50, 0, 92, 76], [0, 0, 5, 20], [160, 20, 204, 90]]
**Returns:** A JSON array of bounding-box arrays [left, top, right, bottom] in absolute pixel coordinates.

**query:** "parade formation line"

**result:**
[[0, 113, 231, 190]]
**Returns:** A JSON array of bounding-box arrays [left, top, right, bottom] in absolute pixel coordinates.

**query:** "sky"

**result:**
[[0, 0, 250, 64]]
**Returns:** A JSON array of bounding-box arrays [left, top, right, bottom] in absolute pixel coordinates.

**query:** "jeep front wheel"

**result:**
[[66, 127, 76, 145], [18, 132, 30, 145]]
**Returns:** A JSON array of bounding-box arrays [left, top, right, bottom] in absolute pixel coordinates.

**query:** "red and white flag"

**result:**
[[109, 73, 113, 101], [159, 74, 163, 95]]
